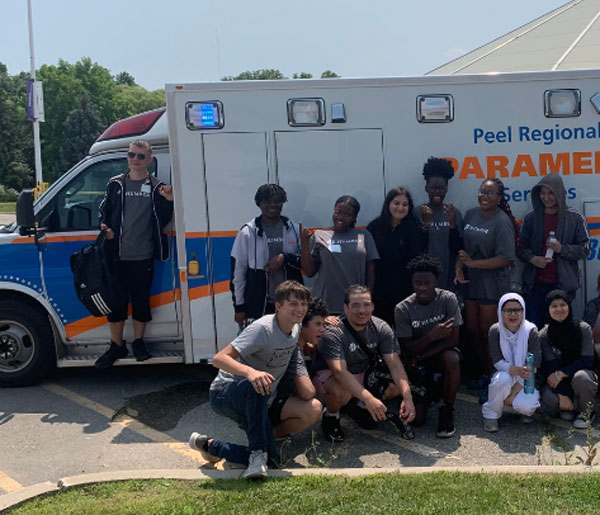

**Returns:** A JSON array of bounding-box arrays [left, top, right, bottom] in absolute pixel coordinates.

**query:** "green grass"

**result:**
[[0, 202, 15, 213], [11, 473, 600, 514]]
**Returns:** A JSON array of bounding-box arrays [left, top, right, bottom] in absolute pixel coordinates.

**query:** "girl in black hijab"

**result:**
[[540, 289, 598, 428]]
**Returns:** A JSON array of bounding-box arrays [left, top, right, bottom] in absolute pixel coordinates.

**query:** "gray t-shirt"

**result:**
[[395, 289, 463, 341], [310, 228, 379, 314], [314, 316, 398, 374], [263, 222, 285, 303], [276, 346, 309, 397], [210, 314, 300, 404], [120, 177, 154, 261], [415, 204, 463, 291], [462, 208, 515, 302]]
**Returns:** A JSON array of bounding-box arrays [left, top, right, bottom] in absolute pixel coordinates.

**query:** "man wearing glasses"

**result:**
[[95, 140, 174, 368]]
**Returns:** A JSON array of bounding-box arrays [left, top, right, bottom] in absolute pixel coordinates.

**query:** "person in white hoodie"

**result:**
[[230, 184, 302, 329], [482, 292, 541, 432]]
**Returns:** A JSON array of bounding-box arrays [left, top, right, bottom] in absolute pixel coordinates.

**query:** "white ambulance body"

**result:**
[[2, 69, 600, 385]]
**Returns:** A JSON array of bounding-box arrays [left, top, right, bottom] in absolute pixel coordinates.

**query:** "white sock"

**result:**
[[324, 408, 340, 418]]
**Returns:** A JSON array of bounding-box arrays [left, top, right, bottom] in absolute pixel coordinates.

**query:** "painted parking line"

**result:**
[[456, 391, 600, 438], [41, 383, 210, 466], [0, 471, 22, 494]]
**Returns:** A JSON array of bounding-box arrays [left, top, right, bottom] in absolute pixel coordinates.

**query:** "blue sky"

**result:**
[[2, 0, 569, 90]]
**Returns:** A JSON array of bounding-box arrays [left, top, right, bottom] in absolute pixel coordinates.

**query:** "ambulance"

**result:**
[[2, 68, 600, 385]]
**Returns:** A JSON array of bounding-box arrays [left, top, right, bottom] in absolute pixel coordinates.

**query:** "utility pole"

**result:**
[[27, 0, 43, 186]]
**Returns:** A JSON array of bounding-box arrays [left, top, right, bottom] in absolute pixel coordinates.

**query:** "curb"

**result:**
[[2, 465, 600, 512]]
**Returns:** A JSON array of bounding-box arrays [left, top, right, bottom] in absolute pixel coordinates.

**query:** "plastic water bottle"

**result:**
[[545, 231, 557, 259], [524, 352, 535, 394]]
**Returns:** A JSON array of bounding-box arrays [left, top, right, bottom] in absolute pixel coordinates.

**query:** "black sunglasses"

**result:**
[[127, 151, 148, 160]]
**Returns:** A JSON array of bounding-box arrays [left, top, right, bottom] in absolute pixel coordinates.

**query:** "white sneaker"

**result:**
[[573, 412, 595, 430], [483, 418, 499, 432], [188, 432, 220, 463], [241, 450, 268, 479]]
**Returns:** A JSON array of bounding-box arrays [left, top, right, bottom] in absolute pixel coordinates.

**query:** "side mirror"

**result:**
[[16, 190, 35, 236]]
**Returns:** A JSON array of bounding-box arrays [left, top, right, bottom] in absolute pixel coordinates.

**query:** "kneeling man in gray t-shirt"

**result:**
[[188, 280, 311, 479], [312, 284, 415, 442]]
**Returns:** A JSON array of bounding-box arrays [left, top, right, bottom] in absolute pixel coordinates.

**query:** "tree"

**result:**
[[321, 70, 340, 78], [112, 84, 164, 120], [0, 64, 31, 190], [293, 72, 313, 79], [114, 71, 136, 86], [222, 69, 286, 81], [36, 58, 117, 181], [58, 94, 104, 172]]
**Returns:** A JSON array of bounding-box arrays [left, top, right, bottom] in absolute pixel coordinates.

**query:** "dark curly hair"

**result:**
[[255, 184, 287, 207], [406, 253, 443, 279], [302, 297, 329, 326], [422, 157, 455, 184]]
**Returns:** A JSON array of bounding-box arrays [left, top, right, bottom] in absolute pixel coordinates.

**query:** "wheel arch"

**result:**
[[0, 284, 65, 344]]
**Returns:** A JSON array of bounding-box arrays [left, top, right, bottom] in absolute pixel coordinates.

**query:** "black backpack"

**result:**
[[70, 232, 125, 317]]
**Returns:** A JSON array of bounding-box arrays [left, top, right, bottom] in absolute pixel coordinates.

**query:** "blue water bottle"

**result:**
[[524, 352, 535, 394]]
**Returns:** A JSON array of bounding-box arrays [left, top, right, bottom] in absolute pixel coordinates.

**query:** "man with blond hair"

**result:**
[[95, 139, 174, 368]]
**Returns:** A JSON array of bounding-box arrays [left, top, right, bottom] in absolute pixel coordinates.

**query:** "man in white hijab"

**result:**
[[482, 292, 541, 432]]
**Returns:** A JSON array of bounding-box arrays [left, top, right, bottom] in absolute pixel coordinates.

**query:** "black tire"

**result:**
[[0, 300, 55, 387]]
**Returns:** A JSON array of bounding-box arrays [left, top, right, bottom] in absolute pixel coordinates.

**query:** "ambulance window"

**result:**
[[38, 157, 157, 232], [544, 89, 581, 118], [416, 95, 453, 123], [287, 98, 325, 126]]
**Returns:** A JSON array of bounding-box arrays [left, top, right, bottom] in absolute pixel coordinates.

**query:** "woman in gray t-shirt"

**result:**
[[456, 178, 518, 384], [300, 195, 379, 315], [415, 157, 462, 293]]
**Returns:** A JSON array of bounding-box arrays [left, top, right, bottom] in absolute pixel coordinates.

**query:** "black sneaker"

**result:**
[[321, 414, 345, 442], [386, 412, 415, 440], [132, 338, 152, 361], [346, 403, 378, 430], [95, 341, 128, 369], [437, 405, 455, 438]]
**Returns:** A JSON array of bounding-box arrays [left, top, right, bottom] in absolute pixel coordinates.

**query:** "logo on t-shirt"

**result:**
[[412, 314, 446, 328], [125, 190, 150, 198], [464, 224, 489, 234]]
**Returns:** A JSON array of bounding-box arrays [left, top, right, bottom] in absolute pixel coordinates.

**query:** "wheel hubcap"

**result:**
[[0, 321, 35, 373]]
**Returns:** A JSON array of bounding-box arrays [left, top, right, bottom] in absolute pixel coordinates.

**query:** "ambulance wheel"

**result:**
[[0, 300, 54, 387]]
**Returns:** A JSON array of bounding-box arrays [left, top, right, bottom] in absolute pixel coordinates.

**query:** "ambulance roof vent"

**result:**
[[97, 108, 165, 141]]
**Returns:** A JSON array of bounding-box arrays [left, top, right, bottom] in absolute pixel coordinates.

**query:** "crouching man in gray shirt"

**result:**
[[189, 280, 311, 479], [312, 284, 415, 442]]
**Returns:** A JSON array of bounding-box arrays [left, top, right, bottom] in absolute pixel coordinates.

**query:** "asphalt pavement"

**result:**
[[1, 362, 598, 498]]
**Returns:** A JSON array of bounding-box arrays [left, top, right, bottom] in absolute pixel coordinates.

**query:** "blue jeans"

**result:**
[[208, 380, 279, 467], [525, 282, 560, 329]]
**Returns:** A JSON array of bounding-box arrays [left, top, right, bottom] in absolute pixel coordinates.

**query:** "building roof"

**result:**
[[428, 0, 600, 75]]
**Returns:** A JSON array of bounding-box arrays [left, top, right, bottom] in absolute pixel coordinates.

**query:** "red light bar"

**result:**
[[97, 108, 165, 142]]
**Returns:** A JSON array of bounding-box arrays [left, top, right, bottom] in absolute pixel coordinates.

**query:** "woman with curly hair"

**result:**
[[456, 178, 518, 388], [415, 157, 462, 292]]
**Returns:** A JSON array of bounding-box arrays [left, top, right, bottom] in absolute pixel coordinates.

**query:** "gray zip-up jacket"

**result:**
[[518, 174, 589, 295]]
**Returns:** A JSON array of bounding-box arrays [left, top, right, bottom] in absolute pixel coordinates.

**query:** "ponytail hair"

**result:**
[[484, 178, 519, 246]]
